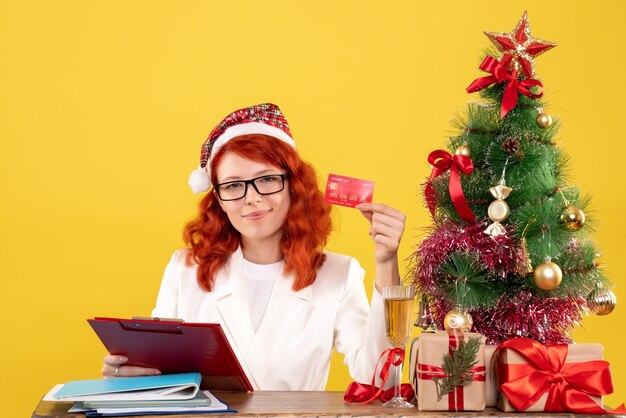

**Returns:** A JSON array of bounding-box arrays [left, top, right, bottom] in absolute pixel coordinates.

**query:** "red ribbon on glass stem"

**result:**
[[344, 347, 414, 404], [466, 56, 544, 119], [496, 338, 626, 414], [425, 150, 476, 224]]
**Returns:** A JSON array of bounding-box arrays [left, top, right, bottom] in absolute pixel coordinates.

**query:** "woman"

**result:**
[[102, 103, 406, 390]]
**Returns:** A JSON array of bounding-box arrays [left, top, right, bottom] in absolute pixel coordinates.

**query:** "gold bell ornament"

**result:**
[[414, 299, 433, 329], [518, 236, 534, 276], [587, 283, 617, 316], [533, 258, 562, 290], [443, 308, 473, 332]]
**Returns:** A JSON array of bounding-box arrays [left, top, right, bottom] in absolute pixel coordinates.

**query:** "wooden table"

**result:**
[[32, 391, 619, 417]]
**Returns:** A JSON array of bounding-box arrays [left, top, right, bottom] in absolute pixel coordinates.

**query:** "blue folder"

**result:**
[[53, 372, 202, 400]]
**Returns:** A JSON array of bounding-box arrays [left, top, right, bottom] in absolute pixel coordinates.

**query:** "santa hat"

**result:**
[[188, 103, 296, 193]]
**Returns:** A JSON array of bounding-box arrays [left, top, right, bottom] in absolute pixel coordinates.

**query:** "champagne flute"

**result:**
[[382, 285, 414, 408]]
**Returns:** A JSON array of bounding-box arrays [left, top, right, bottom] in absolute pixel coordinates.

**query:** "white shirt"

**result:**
[[242, 259, 281, 333]]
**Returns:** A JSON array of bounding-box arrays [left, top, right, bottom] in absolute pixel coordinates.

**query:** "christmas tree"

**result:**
[[412, 12, 616, 345]]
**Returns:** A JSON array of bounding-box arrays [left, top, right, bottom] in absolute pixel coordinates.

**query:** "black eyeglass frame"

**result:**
[[214, 173, 288, 201]]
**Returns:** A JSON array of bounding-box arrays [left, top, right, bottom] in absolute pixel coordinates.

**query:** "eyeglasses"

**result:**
[[215, 174, 287, 201]]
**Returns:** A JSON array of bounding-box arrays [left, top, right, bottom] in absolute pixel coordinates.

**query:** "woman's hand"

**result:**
[[356, 203, 406, 291], [102, 355, 161, 378]]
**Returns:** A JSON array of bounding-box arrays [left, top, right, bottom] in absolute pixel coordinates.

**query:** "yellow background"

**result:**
[[1, 1, 625, 416]]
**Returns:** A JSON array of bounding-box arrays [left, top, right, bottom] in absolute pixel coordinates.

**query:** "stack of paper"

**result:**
[[43, 372, 235, 416]]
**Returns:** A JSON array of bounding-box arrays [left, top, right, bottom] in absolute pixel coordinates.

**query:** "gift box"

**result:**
[[409, 330, 486, 411], [496, 338, 613, 413], [484, 344, 498, 407]]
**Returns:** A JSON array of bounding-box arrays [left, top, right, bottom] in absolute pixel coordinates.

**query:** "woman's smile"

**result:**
[[242, 209, 272, 220]]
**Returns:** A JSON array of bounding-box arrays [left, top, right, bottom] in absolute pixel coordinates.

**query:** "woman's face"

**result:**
[[214, 152, 291, 245]]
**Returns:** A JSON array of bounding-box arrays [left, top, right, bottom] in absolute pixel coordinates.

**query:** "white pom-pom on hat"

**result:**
[[188, 166, 211, 194]]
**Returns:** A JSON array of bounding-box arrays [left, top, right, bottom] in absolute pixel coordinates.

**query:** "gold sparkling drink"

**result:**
[[384, 297, 413, 347]]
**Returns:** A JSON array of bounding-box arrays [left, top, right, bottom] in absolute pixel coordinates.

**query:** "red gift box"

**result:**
[[496, 338, 625, 414]]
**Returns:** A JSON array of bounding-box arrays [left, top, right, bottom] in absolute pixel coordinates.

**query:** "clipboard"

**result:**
[[88, 317, 254, 392]]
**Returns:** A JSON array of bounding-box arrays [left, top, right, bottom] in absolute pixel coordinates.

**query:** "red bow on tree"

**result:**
[[497, 338, 626, 414], [466, 56, 543, 119], [425, 150, 476, 224]]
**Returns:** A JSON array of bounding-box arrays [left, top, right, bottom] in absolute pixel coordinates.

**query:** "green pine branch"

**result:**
[[440, 253, 504, 308], [433, 336, 483, 401]]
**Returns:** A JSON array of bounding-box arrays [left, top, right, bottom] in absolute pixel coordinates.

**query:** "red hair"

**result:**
[[183, 134, 332, 292]]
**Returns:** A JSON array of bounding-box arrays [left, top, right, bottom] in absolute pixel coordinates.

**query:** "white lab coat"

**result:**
[[151, 247, 392, 390]]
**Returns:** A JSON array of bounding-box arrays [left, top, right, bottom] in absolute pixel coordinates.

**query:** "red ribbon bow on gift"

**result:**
[[497, 338, 626, 414], [344, 347, 415, 404], [425, 150, 476, 224], [466, 56, 544, 119]]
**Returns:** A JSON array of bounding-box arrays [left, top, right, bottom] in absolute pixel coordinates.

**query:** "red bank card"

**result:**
[[324, 174, 374, 208]]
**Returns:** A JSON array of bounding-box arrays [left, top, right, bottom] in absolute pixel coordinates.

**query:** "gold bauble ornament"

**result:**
[[536, 113, 552, 128], [455, 144, 471, 157], [533, 261, 563, 290], [560, 205, 586, 231], [587, 287, 617, 316], [443, 309, 473, 332]]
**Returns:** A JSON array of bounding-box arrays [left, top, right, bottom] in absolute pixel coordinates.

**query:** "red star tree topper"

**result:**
[[484, 11, 557, 78]]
